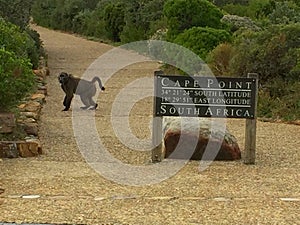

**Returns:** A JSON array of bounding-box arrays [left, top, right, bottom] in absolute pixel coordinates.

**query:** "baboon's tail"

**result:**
[[92, 76, 105, 91]]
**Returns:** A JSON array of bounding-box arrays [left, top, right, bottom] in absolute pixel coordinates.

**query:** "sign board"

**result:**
[[155, 75, 257, 119]]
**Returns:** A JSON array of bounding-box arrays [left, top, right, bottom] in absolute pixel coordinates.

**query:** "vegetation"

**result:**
[[0, 47, 35, 111], [0, 1, 42, 112], [28, 0, 300, 121], [0, 0, 34, 30], [174, 27, 231, 59], [163, 0, 224, 40]]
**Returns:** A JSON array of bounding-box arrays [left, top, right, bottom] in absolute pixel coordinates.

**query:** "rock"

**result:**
[[18, 118, 36, 124], [0, 142, 19, 158], [24, 101, 42, 113], [18, 139, 42, 157], [23, 122, 39, 136], [0, 140, 42, 158], [33, 67, 50, 79], [163, 117, 241, 161], [18, 104, 26, 110], [31, 93, 46, 104], [20, 112, 39, 120], [37, 85, 48, 95], [0, 113, 16, 134]]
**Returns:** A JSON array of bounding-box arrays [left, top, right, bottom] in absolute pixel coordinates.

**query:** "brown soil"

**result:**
[[0, 25, 299, 225]]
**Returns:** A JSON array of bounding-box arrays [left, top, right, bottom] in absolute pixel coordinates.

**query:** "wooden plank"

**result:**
[[152, 70, 164, 162], [244, 73, 259, 164]]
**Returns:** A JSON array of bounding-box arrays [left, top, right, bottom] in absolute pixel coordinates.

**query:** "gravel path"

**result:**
[[0, 25, 299, 225]]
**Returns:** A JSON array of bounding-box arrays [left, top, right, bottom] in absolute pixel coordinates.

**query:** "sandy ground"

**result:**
[[0, 25, 300, 225]]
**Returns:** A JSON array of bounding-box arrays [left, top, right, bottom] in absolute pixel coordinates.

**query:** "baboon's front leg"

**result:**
[[63, 94, 73, 111]]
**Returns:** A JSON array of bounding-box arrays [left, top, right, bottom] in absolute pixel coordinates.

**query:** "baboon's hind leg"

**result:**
[[88, 97, 98, 110], [80, 95, 91, 110]]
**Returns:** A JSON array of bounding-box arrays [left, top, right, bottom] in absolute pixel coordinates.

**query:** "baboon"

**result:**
[[58, 72, 105, 111]]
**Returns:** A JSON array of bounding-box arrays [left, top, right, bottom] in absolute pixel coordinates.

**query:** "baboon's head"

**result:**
[[58, 72, 70, 84]]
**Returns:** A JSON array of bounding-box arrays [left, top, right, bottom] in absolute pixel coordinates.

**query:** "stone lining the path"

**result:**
[[0, 63, 49, 158]]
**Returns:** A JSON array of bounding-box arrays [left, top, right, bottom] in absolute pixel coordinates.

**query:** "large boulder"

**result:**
[[163, 117, 241, 161]]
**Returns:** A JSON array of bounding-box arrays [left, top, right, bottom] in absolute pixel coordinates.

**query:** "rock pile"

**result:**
[[0, 65, 49, 158]]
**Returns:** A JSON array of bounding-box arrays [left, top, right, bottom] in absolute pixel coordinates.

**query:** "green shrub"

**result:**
[[207, 43, 234, 76], [173, 27, 232, 59], [229, 23, 300, 83], [222, 0, 272, 20], [221, 14, 261, 32], [207, 22, 300, 121], [0, 18, 40, 69], [258, 79, 300, 121], [222, 3, 249, 17], [104, 2, 125, 42], [0, 49, 35, 111], [164, 0, 224, 40], [0, 0, 33, 30], [268, 1, 300, 24]]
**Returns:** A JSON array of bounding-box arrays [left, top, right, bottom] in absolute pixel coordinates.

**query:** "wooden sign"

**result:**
[[155, 75, 258, 119], [152, 71, 259, 164]]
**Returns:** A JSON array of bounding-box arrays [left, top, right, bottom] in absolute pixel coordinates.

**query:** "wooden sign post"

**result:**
[[244, 73, 259, 164], [152, 71, 259, 164], [152, 70, 163, 162]]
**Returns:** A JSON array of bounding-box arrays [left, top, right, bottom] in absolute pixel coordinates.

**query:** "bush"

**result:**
[[0, 18, 40, 69], [104, 2, 125, 42], [0, 49, 35, 111], [229, 23, 300, 83], [231, 24, 300, 83], [221, 14, 261, 32], [0, 0, 33, 30], [164, 0, 224, 40], [222, 0, 272, 20], [258, 79, 300, 120], [121, 0, 166, 42], [173, 27, 232, 59], [222, 3, 249, 17], [0, 19, 37, 111], [207, 43, 234, 76], [268, 1, 300, 24], [208, 22, 300, 79], [207, 22, 300, 121]]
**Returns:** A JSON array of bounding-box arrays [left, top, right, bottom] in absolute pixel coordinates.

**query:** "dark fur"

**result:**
[[58, 72, 105, 111]]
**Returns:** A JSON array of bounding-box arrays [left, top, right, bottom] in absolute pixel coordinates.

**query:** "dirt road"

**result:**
[[0, 25, 299, 225]]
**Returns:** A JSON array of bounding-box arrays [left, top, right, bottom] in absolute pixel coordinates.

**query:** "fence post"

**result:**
[[152, 70, 164, 162], [244, 73, 259, 164]]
